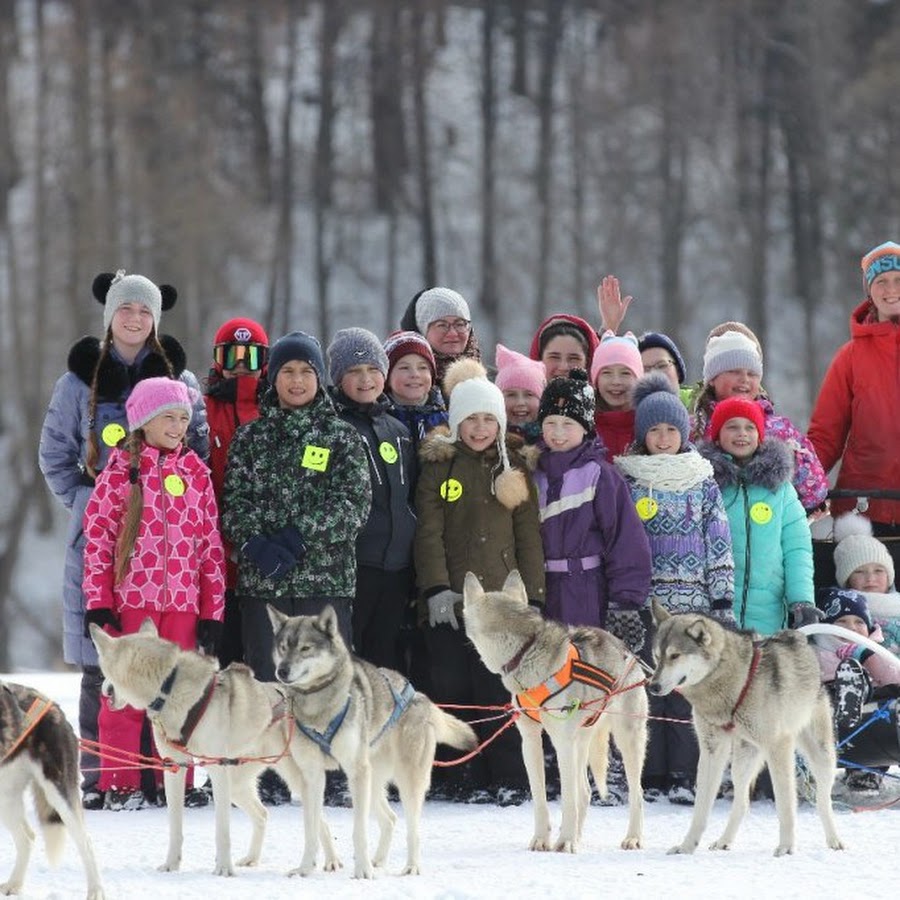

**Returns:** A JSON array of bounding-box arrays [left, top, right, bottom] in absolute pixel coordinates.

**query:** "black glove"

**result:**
[[84, 607, 121, 638], [196, 619, 223, 657], [242, 534, 297, 581], [790, 604, 823, 629], [271, 525, 307, 562], [606, 609, 645, 655]]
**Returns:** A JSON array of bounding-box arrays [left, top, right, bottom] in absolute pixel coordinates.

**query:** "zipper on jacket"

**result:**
[[158, 454, 170, 609], [739, 480, 751, 628]]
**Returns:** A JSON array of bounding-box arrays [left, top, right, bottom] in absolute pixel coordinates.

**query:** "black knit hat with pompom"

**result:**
[[537, 368, 595, 433]]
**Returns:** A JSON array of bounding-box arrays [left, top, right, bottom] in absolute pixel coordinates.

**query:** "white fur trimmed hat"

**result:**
[[833, 512, 895, 588], [702, 330, 763, 384]]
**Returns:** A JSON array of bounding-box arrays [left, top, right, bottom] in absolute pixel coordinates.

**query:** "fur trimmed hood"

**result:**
[[698, 437, 794, 492], [68, 334, 187, 400]]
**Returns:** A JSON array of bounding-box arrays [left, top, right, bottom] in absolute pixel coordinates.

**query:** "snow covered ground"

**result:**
[[2, 671, 898, 900]]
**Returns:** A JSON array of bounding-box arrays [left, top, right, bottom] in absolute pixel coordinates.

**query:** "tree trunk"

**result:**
[[480, 0, 498, 344]]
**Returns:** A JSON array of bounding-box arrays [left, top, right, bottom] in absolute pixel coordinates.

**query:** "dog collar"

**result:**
[[502, 635, 537, 675], [723, 645, 762, 732], [148, 667, 178, 713]]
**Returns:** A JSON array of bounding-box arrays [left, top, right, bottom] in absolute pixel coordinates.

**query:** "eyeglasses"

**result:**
[[214, 343, 267, 372], [645, 359, 674, 372], [428, 319, 471, 335]]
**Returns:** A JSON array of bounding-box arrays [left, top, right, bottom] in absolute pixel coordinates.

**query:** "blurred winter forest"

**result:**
[[1, 0, 899, 668]]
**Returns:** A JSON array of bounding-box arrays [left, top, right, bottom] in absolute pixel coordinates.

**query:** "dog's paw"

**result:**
[[1, 879, 25, 895], [620, 836, 642, 850], [157, 858, 181, 873], [529, 836, 552, 851], [553, 838, 577, 853], [235, 854, 259, 867], [288, 864, 313, 878], [827, 837, 846, 851], [322, 855, 343, 872], [773, 844, 795, 858], [354, 862, 375, 879], [709, 839, 732, 851], [667, 843, 696, 855], [400, 863, 421, 875], [212, 862, 236, 877]]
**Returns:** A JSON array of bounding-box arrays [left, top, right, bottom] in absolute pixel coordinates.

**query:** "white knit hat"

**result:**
[[702, 330, 763, 384], [833, 512, 895, 588], [414, 287, 471, 333]]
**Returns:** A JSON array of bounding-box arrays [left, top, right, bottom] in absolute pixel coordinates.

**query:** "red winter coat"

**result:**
[[808, 299, 900, 525], [83, 443, 225, 620]]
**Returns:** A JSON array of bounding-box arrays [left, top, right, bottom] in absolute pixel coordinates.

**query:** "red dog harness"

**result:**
[[515, 643, 618, 724]]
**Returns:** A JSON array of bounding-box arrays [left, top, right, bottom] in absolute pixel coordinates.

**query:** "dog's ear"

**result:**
[[266, 603, 288, 633], [651, 598, 670, 626], [318, 604, 339, 637], [501, 569, 528, 605], [463, 571, 483, 605], [89, 623, 111, 650], [139, 618, 158, 637], [686, 618, 712, 647]]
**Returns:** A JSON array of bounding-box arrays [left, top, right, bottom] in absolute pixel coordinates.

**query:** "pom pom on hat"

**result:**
[[125, 376, 193, 432], [383, 330, 437, 382], [709, 396, 766, 443], [833, 512, 896, 588], [327, 327, 389, 385], [861, 241, 900, 290], [414, 287, 471, 334], [633, 371, 690, 446], [537, 368, 596, 434], [816, 586, 874, 634], [494, 344, 546, 398], [637, 332, 687, 384], [94, 269, 177, 332], [590, 330, 643, 385], [703, 330, 763, 384], [267, 331, 326, 387]]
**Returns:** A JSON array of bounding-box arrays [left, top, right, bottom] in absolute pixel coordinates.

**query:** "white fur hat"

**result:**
[[833, 512, 895, 588]]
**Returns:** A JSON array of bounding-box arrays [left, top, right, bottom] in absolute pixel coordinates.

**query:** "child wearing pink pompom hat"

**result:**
[[494, 343, 547, 444]]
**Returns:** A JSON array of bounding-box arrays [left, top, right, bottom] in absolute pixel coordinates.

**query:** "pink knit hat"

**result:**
[[494, 343, 546, 397], [126, 377, 193, 431], [590, 330, 644, 385]]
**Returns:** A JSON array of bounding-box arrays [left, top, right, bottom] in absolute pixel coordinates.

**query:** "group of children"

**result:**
[[38, 243, 900, 811]]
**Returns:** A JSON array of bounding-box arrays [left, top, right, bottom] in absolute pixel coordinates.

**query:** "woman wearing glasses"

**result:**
[[204, 317, 269, 668]]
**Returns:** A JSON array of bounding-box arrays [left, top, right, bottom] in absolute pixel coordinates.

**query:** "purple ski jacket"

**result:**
[[527, 436, 652, 627]]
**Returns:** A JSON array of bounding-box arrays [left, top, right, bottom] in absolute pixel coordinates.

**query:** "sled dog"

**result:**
[[462, 570, 648, 853], [268, 604, 477, 878], [0, 679, 104, 899], [648, 602, 845, 856], [90, 620, 339, 876]]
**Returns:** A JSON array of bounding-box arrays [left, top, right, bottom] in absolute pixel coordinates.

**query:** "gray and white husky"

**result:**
[[268, 604, 477, 878], [90, 620, 339, 877], [462, 570, 648, 854], [648, 601, 845, 856], [0, 680, 104, 899]]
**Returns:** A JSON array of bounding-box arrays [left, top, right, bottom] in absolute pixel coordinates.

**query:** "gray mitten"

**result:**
[[606, 608, 645, 655], [790, 603, 823, 629], [427, 589, 462, 630]]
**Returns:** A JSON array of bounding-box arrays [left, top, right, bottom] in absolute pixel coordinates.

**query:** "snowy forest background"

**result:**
[[1, 0, 899, 670]]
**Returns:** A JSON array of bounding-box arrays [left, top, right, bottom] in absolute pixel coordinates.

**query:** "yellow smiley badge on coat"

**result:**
[[101, 423, 126, 447], [635, 496, 658, 521], [301, 445, 331, 472], [750, 502, 773, 525], [164, 475, 186, 497], [440, 478, 463, 502], [379, 441, 398, 464]]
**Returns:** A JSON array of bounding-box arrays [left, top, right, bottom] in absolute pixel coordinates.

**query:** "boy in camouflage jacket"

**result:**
[[222, 331, 372, 682]]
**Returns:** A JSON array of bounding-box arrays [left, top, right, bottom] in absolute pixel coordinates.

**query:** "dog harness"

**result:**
[[722, 644, 763, 732], [148, 665, 218, 746], [515, 642, 618, 724], [295, 673, 416, 758]]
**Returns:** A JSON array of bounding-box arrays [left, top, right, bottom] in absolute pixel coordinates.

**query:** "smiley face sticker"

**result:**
[[750, 502, 773, 525], [301, 445, 331, 472], [635, 496, 658, 521], [101, 423, 126, 447], [440, 478, 463, 502], [164, 474, 186, 497], [379, 441, 398, 465]]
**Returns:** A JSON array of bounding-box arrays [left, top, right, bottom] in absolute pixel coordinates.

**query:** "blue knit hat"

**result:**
[[861, 241, 900, 290], [816, 587, 874, 634], [267, 331, 326, 386], [633, 372, 690, 446], [638, 332, 687, 384]]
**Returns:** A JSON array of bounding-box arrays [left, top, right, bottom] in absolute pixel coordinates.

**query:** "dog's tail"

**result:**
[[32, 782, 68, 866], [431, 706, 478, 750], [587, 728, 612, 799]]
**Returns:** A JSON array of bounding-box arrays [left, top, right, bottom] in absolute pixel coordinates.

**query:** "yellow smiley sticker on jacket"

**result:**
[[750, 502, 773, 525], [379, 442, 398, 464], [635, 497, 658, 521], [440, 478, 463, 502], [164, 475, 186, 497], [301, 445, 330, 472], [101, 423, 126, 447]]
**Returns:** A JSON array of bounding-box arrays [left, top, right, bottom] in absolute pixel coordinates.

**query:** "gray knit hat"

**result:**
[[833, 512, 896, 588], [267, 331, 326, 386], [702, 330, 763, 384], [94, 269, 177, 332], [327, 327, 389, 385], [633, 372, 690, 446], [414, 287, 470, 333]]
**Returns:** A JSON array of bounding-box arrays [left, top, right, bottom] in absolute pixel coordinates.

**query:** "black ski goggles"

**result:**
[[213, 343, 267, 372]]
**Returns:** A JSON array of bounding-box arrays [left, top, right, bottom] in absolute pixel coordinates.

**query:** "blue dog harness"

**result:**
[[295, 671, 416, 758]]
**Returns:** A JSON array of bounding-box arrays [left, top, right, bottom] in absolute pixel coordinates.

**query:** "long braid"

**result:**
[[84, 330, 114, 478], [114, 430, 145, 585]]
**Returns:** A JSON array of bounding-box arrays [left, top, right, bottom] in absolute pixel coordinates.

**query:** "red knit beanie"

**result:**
[[709, 397, 766, 443]]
